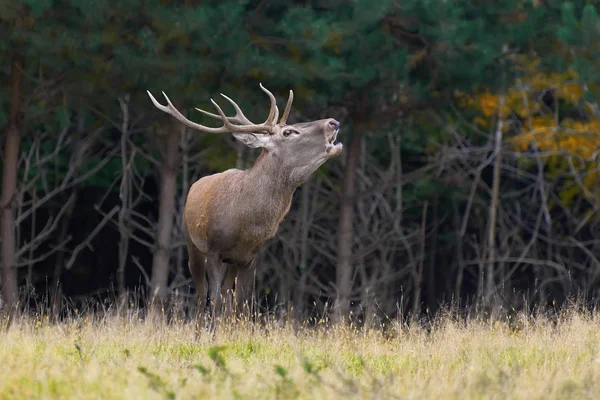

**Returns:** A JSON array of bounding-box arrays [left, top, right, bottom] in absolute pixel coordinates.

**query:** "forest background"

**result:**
[[3, 0, 600, 322]]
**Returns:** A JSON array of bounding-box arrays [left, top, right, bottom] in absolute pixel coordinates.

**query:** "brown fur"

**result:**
[[185, 118, 343, 316]]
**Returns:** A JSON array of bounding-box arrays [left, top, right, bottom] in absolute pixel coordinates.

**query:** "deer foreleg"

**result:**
[[187, 243, 207, 315], [234, 257, 257, 315], [206, 251, 227, 316], [222, 265, 238, 316]]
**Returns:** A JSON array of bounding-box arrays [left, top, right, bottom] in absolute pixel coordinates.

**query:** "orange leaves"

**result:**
[[557, 82, 584, 104], [479, 93, 503, 117], [583, 166, 600, 192], [508, 116, 556, 152], [473, 116, 487, 127], [457, 58, 600, 210], [516, 118, 599, 161], [456, 90, 509, 121]]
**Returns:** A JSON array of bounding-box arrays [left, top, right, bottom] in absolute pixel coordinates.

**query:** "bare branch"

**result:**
[[65, 206, 120, 270]]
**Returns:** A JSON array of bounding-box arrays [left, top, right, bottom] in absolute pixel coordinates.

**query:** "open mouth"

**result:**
[[329, 128, 339, 144], [326, 128, 343, 156]]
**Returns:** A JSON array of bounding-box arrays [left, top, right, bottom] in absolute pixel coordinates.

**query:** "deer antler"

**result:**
[[147, 83, 295, 135], [195, 85, 294, 128], [279, 90, 294, 125]]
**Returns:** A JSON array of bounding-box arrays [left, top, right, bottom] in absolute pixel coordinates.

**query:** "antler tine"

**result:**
[[147, 90, 232, 134], [193, 107, 221, 120], [259, 83, 278, 125], [279, 90, 294, 125], [208, 98, 273, 133], [203, 83, 280, 133], [194, 93, 253, 125], [220, 93, 254, 124]]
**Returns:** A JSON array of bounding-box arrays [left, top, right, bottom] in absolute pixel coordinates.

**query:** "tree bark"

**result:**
[[296, 176, 312, 318], [335, 124, 362, 321], [486, 95, 505, 303], [117, 96, 131, 299], [426, 197, 438, 313], [0, 52, 24, 309], [175, 126, 190, 285], [51, 106, 86, 319], [412, 201, 428, 319], [150, 124, 180, 304]]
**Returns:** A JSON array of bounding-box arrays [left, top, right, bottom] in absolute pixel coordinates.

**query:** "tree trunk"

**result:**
[[426, 197, 438, 313], [117, 96, 131, 299], [412, 201, 428, 319], [486, 95, 504, 303], [175, 126, 190, 285], [0, 52, 24, 310], [335, 124, 362, 321], [150, 124, 180, 304], [296, 176, 312, 318], [51, 106, 86, 319]]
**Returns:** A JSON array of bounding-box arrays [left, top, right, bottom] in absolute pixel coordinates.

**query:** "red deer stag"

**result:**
[[147, 84, 343, 315]]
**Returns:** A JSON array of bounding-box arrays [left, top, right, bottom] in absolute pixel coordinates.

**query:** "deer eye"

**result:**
[[283, 129, 298, 137]]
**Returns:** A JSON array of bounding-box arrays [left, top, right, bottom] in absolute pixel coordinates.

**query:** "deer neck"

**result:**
[[246, 150, 298, 195]]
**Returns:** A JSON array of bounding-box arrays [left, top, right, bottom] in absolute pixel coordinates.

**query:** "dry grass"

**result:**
[[1, 306, 600, 399]]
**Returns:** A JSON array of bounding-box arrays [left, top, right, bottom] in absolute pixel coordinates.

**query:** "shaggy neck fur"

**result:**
[[245, 149, 307, 196]]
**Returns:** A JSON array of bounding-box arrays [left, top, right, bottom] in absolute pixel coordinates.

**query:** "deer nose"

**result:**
[[329, 120, 340, 130]]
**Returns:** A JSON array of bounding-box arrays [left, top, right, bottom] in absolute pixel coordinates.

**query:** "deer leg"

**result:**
[[222, 265, 238, 316], [187, 242, 207, 315], [234, 257, 257, 315], [206, 251, 227, 317]]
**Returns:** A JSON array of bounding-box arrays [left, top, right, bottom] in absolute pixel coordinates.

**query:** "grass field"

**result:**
[[1, 306, 599, 399]]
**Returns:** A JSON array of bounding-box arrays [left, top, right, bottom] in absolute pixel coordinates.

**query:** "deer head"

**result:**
[[147, 83, 343, 184], [147, 84, 342, 316]]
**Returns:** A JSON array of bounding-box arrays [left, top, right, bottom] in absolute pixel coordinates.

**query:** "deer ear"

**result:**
[[232, 132, 271, 148]]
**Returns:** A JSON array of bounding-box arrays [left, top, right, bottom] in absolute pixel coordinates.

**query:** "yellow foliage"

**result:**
[[583, 167, 600, 190], [478, 93, 500, 117], [455, 90, 475, 108], [458, 57, 600, 210], [557, 82, 584, 104], [473, 116, 487, 127]]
